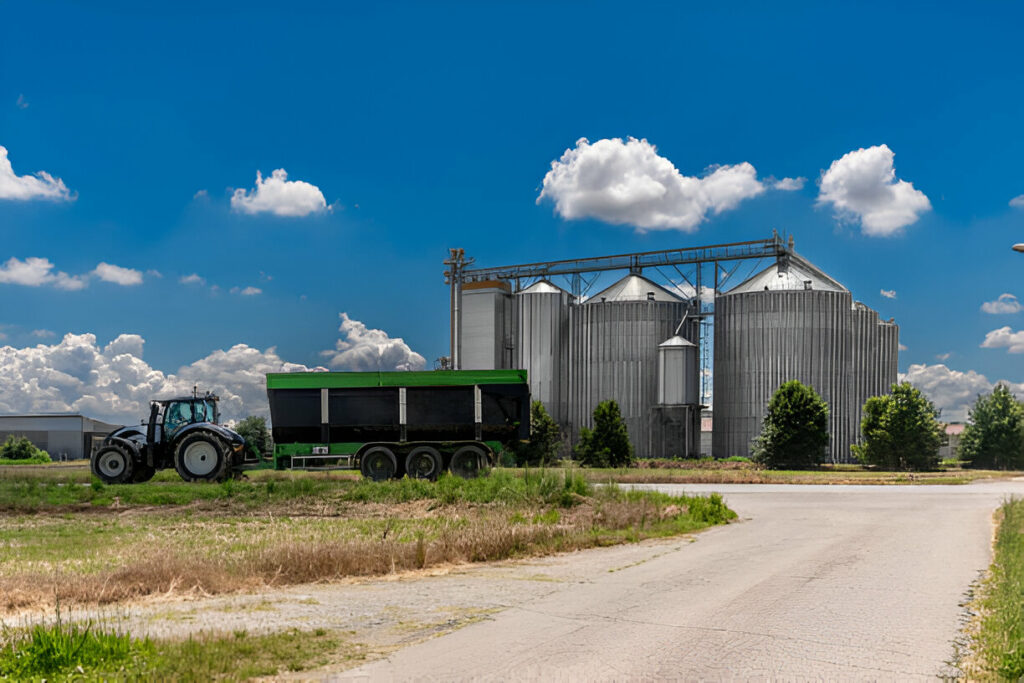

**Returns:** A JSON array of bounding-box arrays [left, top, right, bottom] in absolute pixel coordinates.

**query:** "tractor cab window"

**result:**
[[195, 400, 217, 423], [163, 401, 193, 434]]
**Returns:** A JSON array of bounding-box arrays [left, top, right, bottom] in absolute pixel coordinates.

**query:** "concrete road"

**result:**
[[335, 480, 1024, 681]]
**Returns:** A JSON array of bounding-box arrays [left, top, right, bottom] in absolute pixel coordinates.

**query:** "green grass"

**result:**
[[0, 455, 52, 466], [964, 498, 1024, 679], [0, 617, 350, 681], [0, 468, 594, 512]]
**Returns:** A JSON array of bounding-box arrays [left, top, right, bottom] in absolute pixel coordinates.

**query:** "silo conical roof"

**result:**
[[518, 280, 568, 295], [585, 274, 683, 304], [659, 335, 697, 348], [723, 256, 847, 295]]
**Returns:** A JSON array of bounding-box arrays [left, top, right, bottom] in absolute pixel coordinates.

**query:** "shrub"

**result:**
[[574, 400, 634, 468], [959, 384, 1024, 470], [751, 380, 830, 469], [233, 416, 272, 458], [0, 435, 50, 463], [853, 382, 942, 471], [512, 401, 561, 467]]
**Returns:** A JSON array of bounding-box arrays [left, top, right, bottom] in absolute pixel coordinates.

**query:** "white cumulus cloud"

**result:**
[[0, 257, 87, 290], [0, 146, 74, 201], [0, 312, 421, 424], [981, 293, 1023, 314], [536, 137, 766, 232], [93, 263, 143, 286], [31, 329, 56, 338], [817, 144, 930, 236], [670, 282, 716, 304], [901, 363, 1024, 422], [1009, 195, 1024, 208], [772, 177, 806, 191], [231, 169, 328, 217], [230, 286, 262, 296], [322, 313, 426, 371], [981, 326, 1024, 353], [880, 289, 896, 299], [180, 273, 206, 285]]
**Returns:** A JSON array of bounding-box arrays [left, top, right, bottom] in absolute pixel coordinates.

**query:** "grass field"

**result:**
[[961, 498, 1024, 679], [0, 468, 735, 613], [0, 616, 358, 681]]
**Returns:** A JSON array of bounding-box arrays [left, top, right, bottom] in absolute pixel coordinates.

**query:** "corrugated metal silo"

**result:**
[[712, 256, 899, 463], [568, 274, 691, 457], [515, 280, 571, 424]]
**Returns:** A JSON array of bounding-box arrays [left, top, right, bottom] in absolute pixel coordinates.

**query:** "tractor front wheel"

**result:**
[[91, 445, 136, 485], [174, 434, 229, 483]]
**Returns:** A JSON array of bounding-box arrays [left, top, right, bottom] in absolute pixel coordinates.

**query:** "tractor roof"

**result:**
[[152, 395, 220, 404]]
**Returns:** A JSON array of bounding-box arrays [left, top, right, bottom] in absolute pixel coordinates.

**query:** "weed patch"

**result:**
[[961, 498, 1024, 679]]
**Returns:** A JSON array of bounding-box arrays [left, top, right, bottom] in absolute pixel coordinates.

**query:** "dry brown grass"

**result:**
[[0, 495, 719, 613]]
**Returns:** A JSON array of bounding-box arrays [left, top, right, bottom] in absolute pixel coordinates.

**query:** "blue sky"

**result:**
[[1, 1, 1023, 422]]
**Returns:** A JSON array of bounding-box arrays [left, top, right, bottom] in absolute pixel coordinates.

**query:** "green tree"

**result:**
[[752, 380, 830, 469], [234, 416, 272, 458], [574, 400, 634, 467], [513, 401, 562, 466], [958, 384, 1024, 470], [0, 435, 50, 462], [853, 382, 942, 471]]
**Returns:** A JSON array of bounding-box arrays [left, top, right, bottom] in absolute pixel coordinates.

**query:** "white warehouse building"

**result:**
[[0, 414, 122, 461]]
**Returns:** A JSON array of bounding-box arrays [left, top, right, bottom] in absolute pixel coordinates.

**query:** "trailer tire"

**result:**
[[91, 445, 136, 485], [360, 446, 398, 481], [405, 446, 442, 480], [450, 445, 487, 479], [175, 433, 230, 483]]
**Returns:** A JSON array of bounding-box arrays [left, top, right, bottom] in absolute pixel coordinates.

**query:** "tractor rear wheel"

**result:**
[[450, 445, 487, 479], [91, 445, 135, 485], [360, 446, 397, 481], [174, 433, 229, 482]]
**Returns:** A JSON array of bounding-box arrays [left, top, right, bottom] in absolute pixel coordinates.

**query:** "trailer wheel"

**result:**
[[175, 433, 229, 482], [360, 446, 397, 481], [450, 445, 487, 479], [405, 446, 442, 480], [91, 445, 135, 485], [132, 464, 157, 483]]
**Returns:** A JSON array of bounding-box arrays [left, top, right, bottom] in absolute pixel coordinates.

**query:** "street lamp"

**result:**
[[1014, 243, 1024, 253]]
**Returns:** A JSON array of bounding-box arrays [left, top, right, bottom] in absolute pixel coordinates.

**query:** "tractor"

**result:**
[[91, 392, 251, 484]]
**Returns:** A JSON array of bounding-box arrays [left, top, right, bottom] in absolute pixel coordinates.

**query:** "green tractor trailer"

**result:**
[[267, 369, 531, 480]]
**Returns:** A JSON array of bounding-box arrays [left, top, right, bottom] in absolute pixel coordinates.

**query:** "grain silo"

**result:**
[[567, 274, 696, 457], [712, 254, 898, 463], [514, 280, 571, 424]]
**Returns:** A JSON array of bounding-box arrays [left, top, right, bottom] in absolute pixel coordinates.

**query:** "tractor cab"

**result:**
[[149, 395, 220, 440]]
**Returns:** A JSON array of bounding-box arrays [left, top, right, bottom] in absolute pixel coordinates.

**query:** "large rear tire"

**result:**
[[450, 445, 487, 479], [360, 446, 397, 481], [174, 433, 229, 483], [91, 445, 135, 485], [405, 446, 442, 480]]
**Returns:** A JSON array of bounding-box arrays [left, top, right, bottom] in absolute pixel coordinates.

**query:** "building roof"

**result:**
[[585, 274, 683, 304], [724, 255, 848, 295], [945, 423, 966, 436]]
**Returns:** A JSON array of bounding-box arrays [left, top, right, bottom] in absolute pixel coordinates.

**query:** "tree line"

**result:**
[[754, 380, 1024, 471]]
